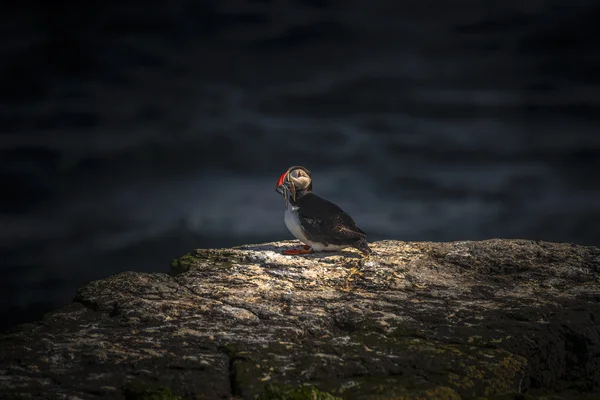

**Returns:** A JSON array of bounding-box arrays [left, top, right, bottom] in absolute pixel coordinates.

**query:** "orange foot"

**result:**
[[302, 244, 311, 250], [282, 248, 313, 255]]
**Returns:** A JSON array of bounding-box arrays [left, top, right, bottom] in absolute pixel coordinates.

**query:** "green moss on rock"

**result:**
[[257, 383, 342, 400], [417, 386, 462, 400], [122, 381, 182, 400], [170, 253, 201, 275]]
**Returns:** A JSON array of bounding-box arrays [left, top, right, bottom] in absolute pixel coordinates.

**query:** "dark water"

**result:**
[[2, 0, 600, 330]]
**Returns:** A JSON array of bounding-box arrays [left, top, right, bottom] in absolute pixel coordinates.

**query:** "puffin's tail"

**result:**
[[354, 238, 372, 255]]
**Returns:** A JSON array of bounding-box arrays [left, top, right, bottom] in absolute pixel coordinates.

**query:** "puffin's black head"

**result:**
[[275, 166, 312, 205]]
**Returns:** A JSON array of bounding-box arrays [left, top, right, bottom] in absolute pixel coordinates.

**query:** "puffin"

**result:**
[[275, 165, 372, 255]]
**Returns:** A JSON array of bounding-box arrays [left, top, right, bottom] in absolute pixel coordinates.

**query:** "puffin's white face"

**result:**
[[275, 166, 312, 206], [288, 168, 311, 190]]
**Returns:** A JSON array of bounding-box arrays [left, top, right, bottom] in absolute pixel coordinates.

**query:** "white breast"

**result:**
[[284, 206, 310, 245], [283, 206, 347, 252]]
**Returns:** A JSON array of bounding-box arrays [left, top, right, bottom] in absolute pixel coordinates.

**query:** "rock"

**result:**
[[1, 239, 599, 399]]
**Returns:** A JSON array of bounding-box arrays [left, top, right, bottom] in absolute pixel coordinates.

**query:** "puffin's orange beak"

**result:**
[[276, 171, 288, 188], [276, 170, 296, 207]]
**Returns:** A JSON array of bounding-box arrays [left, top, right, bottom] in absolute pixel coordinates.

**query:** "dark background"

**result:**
[[2, 0, 600, 331]]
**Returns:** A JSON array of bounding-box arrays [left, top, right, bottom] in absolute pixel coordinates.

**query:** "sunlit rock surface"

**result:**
[[1, 239, 599, 399]]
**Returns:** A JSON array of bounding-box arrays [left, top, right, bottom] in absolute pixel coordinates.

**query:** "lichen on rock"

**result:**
[[1, 239, 599, 399]]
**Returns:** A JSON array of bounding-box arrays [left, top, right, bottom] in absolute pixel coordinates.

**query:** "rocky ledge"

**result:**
[[1, 239, 600, 400]]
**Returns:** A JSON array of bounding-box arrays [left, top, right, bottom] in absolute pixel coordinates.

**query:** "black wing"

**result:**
[[296, 193, 366, 246]]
